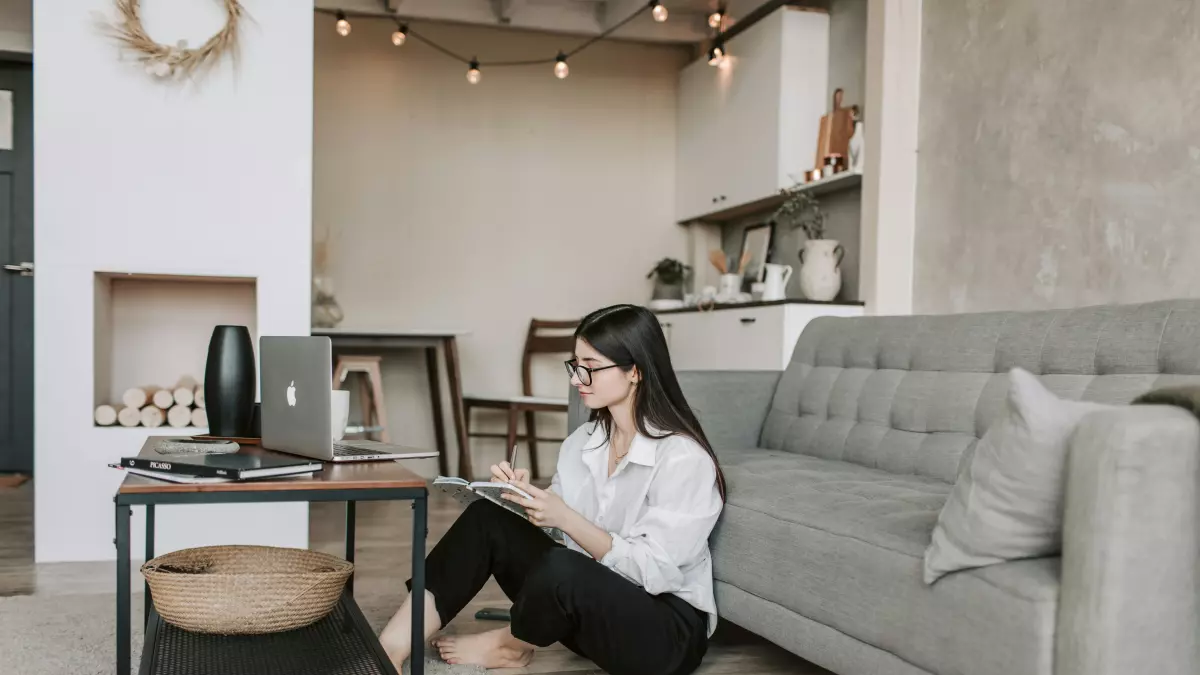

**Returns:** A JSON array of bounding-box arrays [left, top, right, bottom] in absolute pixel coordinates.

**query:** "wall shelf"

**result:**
[[680, 171, 862, 225], [93, 271, 257, 431]]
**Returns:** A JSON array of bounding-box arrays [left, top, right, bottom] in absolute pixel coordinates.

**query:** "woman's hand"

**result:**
[[502, 479, 572, 530], [490, 461, 529, 485], [505, 479, 615, 560]]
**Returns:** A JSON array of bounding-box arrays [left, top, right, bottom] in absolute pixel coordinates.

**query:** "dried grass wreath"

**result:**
[[105, 0, 244, 80]]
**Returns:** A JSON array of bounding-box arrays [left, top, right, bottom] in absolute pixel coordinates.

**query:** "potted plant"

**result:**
[[647, 257, 691, 302], [771, 188, 843, 301]]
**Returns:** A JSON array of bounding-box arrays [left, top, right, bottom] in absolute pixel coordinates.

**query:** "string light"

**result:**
[[650, 1, 668, 23], [316, 2, 668, 83], [391, 21, 408, 46], [708, 7, 725, 29], [708, 40, 725, 66]]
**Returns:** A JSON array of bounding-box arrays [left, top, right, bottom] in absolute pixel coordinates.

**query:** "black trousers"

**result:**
[[407, 499, 709, 675]]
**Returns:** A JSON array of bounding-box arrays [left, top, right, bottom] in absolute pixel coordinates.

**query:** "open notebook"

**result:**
[[433, 477, 563, 540]]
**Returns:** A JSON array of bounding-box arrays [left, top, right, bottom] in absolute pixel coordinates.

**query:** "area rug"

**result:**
[[0, 473, 29, 488], [0, 591, 484, 675]]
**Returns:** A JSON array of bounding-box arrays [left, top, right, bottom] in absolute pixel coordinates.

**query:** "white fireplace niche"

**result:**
[[93, 272, 257, 431]]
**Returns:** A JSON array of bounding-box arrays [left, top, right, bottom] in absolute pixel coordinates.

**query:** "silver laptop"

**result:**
[[259, 336, 439, 463]]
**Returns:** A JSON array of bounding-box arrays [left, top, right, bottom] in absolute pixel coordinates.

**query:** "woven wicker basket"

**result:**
[[142, 545, 353, 635]]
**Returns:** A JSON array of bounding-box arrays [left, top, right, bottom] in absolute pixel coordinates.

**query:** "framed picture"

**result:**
[[739, 222, 774, 285]]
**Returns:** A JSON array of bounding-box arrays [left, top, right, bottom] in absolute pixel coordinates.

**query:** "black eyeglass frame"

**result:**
[[564, 359, 627, 385]]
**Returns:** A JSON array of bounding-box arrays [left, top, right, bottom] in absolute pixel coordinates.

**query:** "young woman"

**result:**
[[379, 303, 726, 675]]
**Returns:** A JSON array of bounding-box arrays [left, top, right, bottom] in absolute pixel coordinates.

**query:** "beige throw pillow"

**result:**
[[923, 368, 1111, 584]]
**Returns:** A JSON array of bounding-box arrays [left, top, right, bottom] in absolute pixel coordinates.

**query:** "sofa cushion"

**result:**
[[925, 368, 1112, 583], [761, 301, 1200, 482], [712, 448, 1057, 675]]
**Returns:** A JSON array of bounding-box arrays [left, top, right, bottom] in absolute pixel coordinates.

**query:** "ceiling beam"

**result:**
[[600, 0, 649, 28], [489, 0, 523, 24]]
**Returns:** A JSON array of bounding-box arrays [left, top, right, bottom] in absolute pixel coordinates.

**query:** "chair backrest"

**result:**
[[522, 319, 579, 397], [763, 299, 1200, 483]]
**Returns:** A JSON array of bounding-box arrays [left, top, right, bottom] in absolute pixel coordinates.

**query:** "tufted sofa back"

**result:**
[[760, 300, 1200, 483]]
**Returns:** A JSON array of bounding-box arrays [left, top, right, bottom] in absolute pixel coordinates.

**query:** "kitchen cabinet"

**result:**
[[657, 301, 863, 371], [676, 7, 830, 223]]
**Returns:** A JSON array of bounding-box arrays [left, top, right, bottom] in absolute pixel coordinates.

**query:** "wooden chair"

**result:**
[[333, 355, 390, 442], [462, 319, 578, 479]]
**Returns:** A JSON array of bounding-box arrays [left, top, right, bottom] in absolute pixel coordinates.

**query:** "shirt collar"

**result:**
[[582, 421, 663, 467]]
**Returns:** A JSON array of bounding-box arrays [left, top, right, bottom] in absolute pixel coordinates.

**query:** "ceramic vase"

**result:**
[[848, 120, 865, 173], [799, 239, 844, 301], [312, 275, 344, 328], [204, 325, 256, 437]]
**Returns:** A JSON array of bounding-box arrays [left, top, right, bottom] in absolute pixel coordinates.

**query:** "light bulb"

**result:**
[[335, 11, 351, 37], [708, 9, 724, 29], [651, 1, 668, 22], [554, 52, 569, 79], [391, 23, 407, 46], [708, 44, 725, 66], [467, 60, 481, 84]]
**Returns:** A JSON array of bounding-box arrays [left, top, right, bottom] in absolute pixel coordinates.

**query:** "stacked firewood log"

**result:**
[[94, 376, 208, 429]]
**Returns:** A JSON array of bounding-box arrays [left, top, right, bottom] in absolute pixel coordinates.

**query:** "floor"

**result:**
[[0, 480, 828, 674]]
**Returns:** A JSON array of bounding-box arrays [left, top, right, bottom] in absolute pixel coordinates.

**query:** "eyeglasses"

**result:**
[[564, 359, 624, 386]]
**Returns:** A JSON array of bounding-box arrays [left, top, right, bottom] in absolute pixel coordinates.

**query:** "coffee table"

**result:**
[[114, 439, 429, 675]]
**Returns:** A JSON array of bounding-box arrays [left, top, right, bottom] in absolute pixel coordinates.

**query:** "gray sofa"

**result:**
[[569, 300, 1200, 675]]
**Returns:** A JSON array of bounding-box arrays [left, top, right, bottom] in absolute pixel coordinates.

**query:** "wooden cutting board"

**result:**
[[815, 88, 856, 168]]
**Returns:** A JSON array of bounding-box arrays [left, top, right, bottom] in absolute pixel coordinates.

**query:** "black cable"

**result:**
[[565, 4, 648, 58], [405, 28, 471, 65], [314, 2, 653, 68]]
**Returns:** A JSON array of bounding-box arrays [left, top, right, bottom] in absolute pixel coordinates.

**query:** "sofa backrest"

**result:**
[[762, 300, 1200, 482]]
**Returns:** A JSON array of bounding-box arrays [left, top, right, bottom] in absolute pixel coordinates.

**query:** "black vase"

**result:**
[[204, 325, 256, 437]]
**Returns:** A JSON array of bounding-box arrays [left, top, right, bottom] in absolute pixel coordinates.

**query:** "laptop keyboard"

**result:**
[[332, 443, 387, 457]]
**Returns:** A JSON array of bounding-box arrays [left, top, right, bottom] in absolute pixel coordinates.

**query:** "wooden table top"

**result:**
[[117, 438, 428, 495]]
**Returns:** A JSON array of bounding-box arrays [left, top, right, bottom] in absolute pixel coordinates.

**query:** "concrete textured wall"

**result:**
[[915, 0, 1200, 314]]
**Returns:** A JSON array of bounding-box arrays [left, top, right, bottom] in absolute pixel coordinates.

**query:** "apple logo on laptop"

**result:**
[[286, 380, 297, 407]]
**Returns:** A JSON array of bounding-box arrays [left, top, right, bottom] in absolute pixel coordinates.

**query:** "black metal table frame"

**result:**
[[114, 486, 428, 675]]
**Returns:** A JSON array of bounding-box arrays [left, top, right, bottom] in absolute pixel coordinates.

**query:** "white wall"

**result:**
[[859, 0, 920, 315], [35, 1, 313, 562], [0, 0, 31, 54], [314, 18, 688, 478], [96, 276, 258, 406]]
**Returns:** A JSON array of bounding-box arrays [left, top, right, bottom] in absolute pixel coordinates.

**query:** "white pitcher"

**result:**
[[799, 239, 844, 301], [761, 263, 793, 301]]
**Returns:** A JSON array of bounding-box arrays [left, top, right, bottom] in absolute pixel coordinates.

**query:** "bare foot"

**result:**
[[379, 590, 441, 669], [433, 628, 535, 668]]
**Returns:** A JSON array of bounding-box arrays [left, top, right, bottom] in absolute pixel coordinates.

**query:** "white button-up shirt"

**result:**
[[550, 421, 723, 635]]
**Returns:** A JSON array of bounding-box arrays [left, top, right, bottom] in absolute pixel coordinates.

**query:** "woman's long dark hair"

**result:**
[[575, 304, 726, 501]]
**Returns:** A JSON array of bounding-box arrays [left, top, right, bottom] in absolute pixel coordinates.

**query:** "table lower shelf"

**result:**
[[140, 592, 398, 675]]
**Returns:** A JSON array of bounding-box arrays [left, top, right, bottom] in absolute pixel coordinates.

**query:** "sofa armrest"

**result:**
[[1057, 405, 1200, 675], [676, 371, 780, 449]]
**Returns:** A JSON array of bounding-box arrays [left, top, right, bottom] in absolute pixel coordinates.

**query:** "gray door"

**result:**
[[0, 62, 33, 474]]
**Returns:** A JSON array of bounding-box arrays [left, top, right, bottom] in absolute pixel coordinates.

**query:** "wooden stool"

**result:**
[[333, 355, 390, 443]]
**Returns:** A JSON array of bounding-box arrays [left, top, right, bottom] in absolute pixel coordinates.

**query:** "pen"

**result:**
[[507, 444, 517, 482]]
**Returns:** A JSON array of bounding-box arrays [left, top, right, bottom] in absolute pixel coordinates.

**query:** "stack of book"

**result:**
[[112, 446, 321, 484]]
